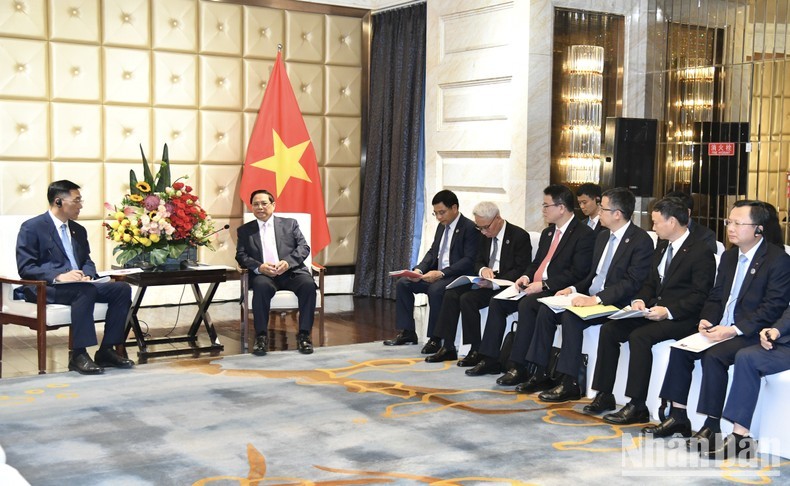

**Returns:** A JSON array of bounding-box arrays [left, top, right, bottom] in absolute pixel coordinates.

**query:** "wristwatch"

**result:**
[[595, 296, 602, 305], [542, 281, 550, 292]]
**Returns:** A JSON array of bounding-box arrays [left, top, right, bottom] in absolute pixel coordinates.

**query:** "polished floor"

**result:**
[[1, 295, 403, 378]]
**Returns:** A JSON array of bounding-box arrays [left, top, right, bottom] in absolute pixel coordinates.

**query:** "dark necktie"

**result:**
[[488, 237, 498, 269]]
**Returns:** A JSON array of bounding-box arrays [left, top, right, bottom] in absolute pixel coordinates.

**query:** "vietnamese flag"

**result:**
[[240, 51, 330, 254]]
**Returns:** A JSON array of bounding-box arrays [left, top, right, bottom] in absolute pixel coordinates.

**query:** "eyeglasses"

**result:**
[[251, 201, 273, 208], [62, 198, 84, 205], [541, 203, 562, 210], [475, 220, 496, 232], [600, 207, 620, 213], [432, 209, 449, 217], [724, 219, 757, 227]]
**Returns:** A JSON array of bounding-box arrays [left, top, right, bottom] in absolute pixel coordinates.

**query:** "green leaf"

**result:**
[[149, 247, 170, 266], [139, 144, 154, 187], [168, 242, 188, 259], [154, 144, 171, 192], [129, 170, 140, 196]]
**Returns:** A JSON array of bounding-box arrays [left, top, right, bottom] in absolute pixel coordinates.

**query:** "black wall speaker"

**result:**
[[601, 117, 658, 196]]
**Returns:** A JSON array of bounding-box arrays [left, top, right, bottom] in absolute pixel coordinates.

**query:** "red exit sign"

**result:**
[[708, 142, 736, 156]]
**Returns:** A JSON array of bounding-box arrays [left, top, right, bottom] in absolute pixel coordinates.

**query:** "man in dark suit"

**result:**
[[16, 180, 134, 375], [577, 183, 603, 234], [236, 189, 317, 356], [527, 187, 653, 402], [385, 190, 480, 353], [702, 306, 790, 460], [583, 197, 715, 423], [465, 184, 595, 377], [643, 200, 790, 454], [424, 201, 532, 363], [665, 190, 718, 254]]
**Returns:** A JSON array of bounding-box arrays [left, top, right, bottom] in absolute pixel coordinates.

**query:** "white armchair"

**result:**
[[0, 215, 107, 376]]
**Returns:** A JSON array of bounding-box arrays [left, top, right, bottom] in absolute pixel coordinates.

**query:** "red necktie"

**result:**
[[534, 229, 562, 283]]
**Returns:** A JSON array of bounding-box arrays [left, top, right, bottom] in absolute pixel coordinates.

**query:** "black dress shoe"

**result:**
[[383, 330, 419, 346], [641, 417, 692, 438], [603, 403, 650, 425], [252, 335, 268, 356], [68, 353, 104, 375], [421, 338, 441, 354], [701, 433, 756, 460], [94, 348, 134, 369], [686, 426, 717, 452], [496, 367, 529, 386], [539, 382, 582, 403], [465, 358, 502, 376], [514, 373, 554, 394], [583, 392, 616, 414], [457, 351, 482, 367], [297, 333, 314, 354], [425, 346, 457, 363]]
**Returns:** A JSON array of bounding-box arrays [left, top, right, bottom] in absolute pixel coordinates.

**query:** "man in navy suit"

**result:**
[[529, 187, 654, 402], [577, 183, 603, 234], [466, 184, 595, 377], [702, 306, 790, 459], [424, 201, 532, 363], [584, 197, 715, 423], [643, 200, 790, 454], [16, 180, 133, 375], [385, 190, 480, 353], [236, 189, 316, 356]]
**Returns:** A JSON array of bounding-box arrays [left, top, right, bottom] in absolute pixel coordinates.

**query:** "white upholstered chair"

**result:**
[[239, 212, 325, 351], [0, 215, 108, 376]]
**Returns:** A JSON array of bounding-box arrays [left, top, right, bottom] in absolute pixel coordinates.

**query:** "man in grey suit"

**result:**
[[236, 189, 317, 356]]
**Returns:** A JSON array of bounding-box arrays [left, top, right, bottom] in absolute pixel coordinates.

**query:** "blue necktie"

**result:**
[[589, 234, 617, 296], [59, 223, 79, 270], [438, 225, 450, 268], [662, 243, 674, 280], [721, 255, 749, 326]]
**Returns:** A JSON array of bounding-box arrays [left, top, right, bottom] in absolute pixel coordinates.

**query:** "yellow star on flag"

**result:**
[[251, 129, 312, 196]]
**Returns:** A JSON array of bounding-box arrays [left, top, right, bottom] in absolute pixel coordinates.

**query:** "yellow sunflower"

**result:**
[[136, 181, 151, 192], [130, 194, 144, 202]]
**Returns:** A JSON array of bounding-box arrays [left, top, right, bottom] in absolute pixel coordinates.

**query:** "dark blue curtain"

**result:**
[[353, 3, 426, 299]]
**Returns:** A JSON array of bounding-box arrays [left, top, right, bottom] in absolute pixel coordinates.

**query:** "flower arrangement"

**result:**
[[104, 144, 216, 267]]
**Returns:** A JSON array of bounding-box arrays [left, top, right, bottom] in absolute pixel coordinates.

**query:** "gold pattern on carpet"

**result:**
[[193, 443, 533, 486]]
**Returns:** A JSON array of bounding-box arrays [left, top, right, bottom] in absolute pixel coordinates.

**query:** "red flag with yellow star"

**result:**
[[240, 51, 330, 254]]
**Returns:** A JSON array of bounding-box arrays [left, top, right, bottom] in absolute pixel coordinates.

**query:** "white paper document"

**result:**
[[493, 284, 527, 301], [54, 276, 112, 285], [671, 332, 733, 353], [609, 305, 649, 320], [537, 293, 584, 313], [98, 268, 144, 277]]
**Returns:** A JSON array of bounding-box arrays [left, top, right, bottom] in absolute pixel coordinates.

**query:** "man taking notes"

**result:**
[[424, 201, 531, 363], [385, 190, 480, 353]]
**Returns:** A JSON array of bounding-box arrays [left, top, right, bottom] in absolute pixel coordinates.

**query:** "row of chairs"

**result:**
[[446, 231, 790, 457]]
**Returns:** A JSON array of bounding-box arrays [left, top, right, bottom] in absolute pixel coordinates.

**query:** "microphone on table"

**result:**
[[180, 224, 231, 269]]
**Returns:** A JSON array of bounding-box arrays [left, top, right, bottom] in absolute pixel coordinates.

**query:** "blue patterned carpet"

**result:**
[[1, 342, 787, 485]]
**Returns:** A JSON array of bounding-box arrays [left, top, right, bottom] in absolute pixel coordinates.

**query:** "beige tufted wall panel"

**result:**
[[0, 0, 365, 269]]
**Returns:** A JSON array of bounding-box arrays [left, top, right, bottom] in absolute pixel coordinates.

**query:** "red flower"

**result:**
[[172, 182, 184, 190]]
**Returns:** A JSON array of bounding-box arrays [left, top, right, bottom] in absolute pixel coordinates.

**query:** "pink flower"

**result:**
[[143, 194, 161, 211]]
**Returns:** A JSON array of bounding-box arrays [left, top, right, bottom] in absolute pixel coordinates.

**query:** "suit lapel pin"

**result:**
[[750, 268, 756, 275], [625, 238, 630, 243], [505, 239, 510, 245], [455, 228, 459, 234], [548, 231, 553, 238]]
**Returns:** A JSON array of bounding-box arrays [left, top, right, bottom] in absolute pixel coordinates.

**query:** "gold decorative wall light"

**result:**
[[670, 62, 715, 184], [561, 45, 604, 184]]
